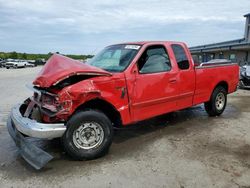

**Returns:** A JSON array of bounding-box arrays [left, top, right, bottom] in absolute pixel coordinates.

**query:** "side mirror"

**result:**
[[131, 65, 138, 74]]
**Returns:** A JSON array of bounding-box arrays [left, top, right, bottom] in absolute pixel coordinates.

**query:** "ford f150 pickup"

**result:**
[[7, 41, 239, 169]]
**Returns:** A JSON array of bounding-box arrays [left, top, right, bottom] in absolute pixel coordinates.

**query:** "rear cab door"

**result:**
[[170, 43, 196, 109]]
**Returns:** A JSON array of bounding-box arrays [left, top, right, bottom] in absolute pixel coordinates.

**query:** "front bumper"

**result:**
[[11, 104, 66, 139], [7, 103, 66, 169], [5, 64, 14, 68]]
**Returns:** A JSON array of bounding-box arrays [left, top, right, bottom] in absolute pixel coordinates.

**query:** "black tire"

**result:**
[[204, 86, 227, 116], [62, 110, 113, 160]]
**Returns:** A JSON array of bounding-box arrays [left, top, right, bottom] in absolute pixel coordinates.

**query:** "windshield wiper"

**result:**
[[104, 69, 121, 73]]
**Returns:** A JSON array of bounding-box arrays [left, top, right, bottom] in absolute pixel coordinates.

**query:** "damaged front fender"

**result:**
[[57, 80, 102, 117]]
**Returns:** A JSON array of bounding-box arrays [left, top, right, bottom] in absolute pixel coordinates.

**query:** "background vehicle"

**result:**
[[7, 41, 239, 169], [239, 63, 250, 89], [26, 62, 36, 67], [5, 60, 28, 69], [0, 59, 7, 68]]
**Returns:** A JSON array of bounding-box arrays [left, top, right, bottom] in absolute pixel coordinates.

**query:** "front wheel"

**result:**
[[62, 110, 113, 160], [204, 86, 227, 116]]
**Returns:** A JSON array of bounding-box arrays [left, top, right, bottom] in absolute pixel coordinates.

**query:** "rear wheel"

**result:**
[[62, 110, 113, 160], [204, 86, 227, 116]]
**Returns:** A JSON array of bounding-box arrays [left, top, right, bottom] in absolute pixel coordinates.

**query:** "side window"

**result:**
[[171, 44, 190, 70], [138, 45, 171, 74], [229, 54, 236, 62], [192, 55, 200, 66]]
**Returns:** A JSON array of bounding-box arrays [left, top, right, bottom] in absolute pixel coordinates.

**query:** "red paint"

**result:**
[[33, 54, 111, 88], [33, 41, 239, 125]]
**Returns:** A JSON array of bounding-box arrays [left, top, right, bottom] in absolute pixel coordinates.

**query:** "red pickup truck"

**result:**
[[7, 41, 239, 169]]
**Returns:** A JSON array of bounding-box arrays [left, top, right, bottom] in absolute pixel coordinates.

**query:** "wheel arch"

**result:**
[[213, 81, 228, 94], [72, 98, 122, 127]]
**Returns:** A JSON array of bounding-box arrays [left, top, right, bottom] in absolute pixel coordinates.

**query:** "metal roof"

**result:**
[[244, 13, 250, 17], [189, 38, 248, 52], [114, 41, 186, 46]]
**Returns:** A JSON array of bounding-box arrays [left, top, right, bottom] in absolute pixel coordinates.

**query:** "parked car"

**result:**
[[35, 59, 46, 65], [7, 41, 239, 169], [26, 62, 36, 67], [239, 63, 250, 89], [0, 59, 7, 68], [5, 60, 28, 69]]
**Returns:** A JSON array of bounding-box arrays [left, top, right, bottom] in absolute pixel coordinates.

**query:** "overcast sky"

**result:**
[[0, 0, 250, 54]]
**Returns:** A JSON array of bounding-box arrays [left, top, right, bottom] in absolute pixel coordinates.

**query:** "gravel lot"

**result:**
[[0, 67, 250, 188]]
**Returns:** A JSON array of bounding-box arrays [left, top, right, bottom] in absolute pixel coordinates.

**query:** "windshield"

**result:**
[[87, 44, 141, 72]]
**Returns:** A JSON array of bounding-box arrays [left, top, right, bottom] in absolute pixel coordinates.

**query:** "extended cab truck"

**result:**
[[7, 41, 239, 169]]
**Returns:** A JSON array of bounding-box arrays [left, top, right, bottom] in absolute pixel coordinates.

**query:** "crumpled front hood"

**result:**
[[33, 54, 111, 88]]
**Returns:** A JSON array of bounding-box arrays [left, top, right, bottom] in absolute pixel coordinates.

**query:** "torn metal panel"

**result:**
[[7, 116, 53, 170]]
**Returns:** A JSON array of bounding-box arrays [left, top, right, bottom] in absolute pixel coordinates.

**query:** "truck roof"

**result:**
[[116, 41, 186, 46]]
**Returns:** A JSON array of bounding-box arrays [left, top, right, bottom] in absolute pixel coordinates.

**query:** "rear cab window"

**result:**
[[171, 44, 190, 70]]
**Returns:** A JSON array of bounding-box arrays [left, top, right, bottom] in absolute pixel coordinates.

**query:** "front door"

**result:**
[[130, 45, 179, 122]]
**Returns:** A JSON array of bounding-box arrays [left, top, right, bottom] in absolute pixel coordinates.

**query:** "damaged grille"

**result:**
[[31, 87, 61, 115], [41, 94, 55, 105], [27, 85, 72, 122]]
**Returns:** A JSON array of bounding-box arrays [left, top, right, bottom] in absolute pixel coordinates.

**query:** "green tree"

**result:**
[[9, 51, 18, 59], [22, 53, 27, 59], [0, 53, 6, 59]]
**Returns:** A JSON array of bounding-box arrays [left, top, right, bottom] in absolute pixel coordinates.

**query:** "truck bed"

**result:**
[[193, 62, 239, 105]]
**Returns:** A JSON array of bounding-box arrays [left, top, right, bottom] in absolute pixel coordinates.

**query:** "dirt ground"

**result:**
[[0, 67, 250, 188]]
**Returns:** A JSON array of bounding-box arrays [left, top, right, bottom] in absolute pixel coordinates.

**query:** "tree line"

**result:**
[[0, 51, 93, 64]]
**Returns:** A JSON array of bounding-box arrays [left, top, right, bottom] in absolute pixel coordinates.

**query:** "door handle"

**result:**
[[169, 79, 177, 83]]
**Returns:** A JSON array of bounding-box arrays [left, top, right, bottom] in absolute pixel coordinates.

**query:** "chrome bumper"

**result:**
[[7, 103, 67, 169], [10, 104, 66, 139]]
